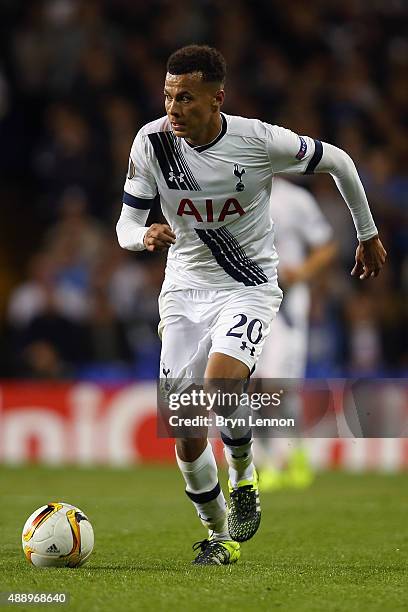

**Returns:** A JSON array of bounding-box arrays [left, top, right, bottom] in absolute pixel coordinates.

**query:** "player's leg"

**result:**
[[205, 353, 255, 488], [205, 352, 260, 542], [159, 289, 237, 564], [176, 435, 240, 566], [175, 435, 230, 541], [208, 283, 283, 542]]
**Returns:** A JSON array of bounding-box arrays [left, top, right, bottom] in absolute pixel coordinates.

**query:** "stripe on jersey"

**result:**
[[171, 132, 201, 190], [195, 227, 268, 286], [217, 227, 268, 284], [304, 139, 323, 175], [148, 131, 201, 191], [123, 192, 155, 209]]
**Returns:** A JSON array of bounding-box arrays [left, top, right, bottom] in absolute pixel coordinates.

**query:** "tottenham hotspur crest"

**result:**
[[234, 164, 246, 191]]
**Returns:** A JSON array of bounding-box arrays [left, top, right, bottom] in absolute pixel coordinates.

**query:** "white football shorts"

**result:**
[[158, 282, 283, 386]]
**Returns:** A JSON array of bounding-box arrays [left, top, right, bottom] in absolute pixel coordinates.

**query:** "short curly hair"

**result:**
[[167, 45, 226, 84]]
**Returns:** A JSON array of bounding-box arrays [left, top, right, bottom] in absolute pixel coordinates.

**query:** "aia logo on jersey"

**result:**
[[233, 164, 246, 191], [177, 198, 245, 222]]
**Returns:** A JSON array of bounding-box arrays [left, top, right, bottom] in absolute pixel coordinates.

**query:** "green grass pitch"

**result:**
[[0, 465, 407, 611]]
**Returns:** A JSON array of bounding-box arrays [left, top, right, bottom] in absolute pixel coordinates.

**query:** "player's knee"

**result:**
[[205, 352, 249, 380]]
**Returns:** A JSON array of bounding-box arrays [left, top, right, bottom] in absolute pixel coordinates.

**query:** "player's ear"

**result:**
[[214, 89, 225, 109]]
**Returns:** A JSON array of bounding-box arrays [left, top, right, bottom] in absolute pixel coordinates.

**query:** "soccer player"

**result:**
[[255, 178, 337, 489], [116, 45, 386, 565]]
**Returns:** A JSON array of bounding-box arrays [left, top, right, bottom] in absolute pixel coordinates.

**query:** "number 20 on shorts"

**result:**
[[226, 314, 263, 345]]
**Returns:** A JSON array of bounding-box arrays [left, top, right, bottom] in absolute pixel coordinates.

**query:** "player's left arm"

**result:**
[[264, 124, 386, 280], [313, 142, 386, 279]]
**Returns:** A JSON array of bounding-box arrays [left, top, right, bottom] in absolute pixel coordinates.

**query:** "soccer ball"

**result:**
[[22, 502, 94, 568]]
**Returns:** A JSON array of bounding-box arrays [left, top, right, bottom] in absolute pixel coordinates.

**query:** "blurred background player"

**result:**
[[255, 177, 337, 490]]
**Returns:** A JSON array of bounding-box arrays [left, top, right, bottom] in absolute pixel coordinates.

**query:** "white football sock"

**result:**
[[176, 442, 230, 540]]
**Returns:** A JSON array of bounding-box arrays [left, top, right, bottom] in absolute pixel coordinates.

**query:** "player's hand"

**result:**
[[351, 235, 387, 280], [143, 224, 176, 252]]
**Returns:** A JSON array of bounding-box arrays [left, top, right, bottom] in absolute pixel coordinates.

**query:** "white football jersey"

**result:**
[[123, 113, 323, 290]]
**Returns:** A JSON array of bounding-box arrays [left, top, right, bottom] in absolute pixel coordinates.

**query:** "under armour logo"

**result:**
[[240, 341, 255, 356], [169, 171, 185, 183], [234, 164, 246, 192]]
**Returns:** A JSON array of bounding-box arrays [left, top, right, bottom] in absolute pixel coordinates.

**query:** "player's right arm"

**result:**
[[116, 130, 175, 252]]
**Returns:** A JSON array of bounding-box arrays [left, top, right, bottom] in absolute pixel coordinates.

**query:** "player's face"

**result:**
[[164, 72, 224, 146]]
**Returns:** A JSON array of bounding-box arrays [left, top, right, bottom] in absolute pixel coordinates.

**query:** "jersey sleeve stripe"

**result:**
[[123, 192, 154, 209], [304, 139, 323, 175]]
